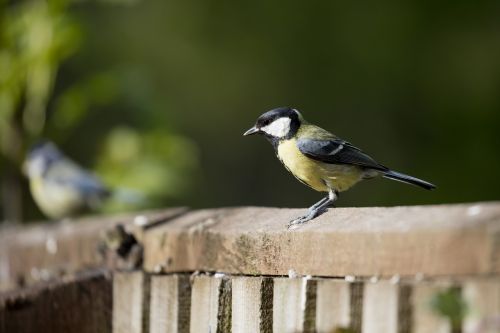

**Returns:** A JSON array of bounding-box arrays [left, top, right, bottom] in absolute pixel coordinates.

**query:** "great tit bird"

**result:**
[[24, 141, 110, 220], [244, 107, 436, 228]]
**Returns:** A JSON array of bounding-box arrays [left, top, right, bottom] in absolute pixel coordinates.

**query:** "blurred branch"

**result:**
[[0, 0, 81, 222]]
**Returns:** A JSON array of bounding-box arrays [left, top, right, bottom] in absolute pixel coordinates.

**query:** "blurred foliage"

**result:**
[[0, 0, 200, 221], [0, 0, 82, 222], [71, 0, 499, 210], [431, 287, 468, 330], [1, 0, 500, 221], [95, 126, 199, 212], [48, 71, 119, 139], [0, 0, 79, 138]]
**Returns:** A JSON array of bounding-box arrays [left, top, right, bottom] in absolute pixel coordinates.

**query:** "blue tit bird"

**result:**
[[24, 141, 110, 220], [244, 107, 436, 228]]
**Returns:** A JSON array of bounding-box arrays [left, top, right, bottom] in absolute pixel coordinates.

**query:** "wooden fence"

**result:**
[[1, 202, 499, 332]]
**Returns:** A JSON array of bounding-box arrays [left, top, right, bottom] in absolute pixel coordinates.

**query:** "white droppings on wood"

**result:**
[[345, 275, 356, 283], [134, 215, 149, 226], [467, 205, 482, 217], [390, 275, 400, 284], [45, 236, 57, 254]]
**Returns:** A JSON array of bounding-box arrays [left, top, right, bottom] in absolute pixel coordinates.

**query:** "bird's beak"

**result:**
[[243, 126, 260, 136]]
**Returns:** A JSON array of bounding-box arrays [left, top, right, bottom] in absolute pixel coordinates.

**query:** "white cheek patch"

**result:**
[[27, 157, 45, 177], [261, 117, 291, 138]]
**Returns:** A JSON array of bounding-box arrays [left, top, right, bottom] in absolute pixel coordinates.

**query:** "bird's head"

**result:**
[[244, 107, 302, 140], [24, 140, 63, 178]]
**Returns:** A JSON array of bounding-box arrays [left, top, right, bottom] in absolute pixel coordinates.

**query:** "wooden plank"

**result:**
[[189, 275, 231, 333], [350, 282, 364, 333], [315, 279, 351, 332], [397, 285, 413, 333], [0, 208, 186, 289], [216, 277, 232, 333], [304, 279, 317, 333], [231, 277, 273, 333], [143, 203, 500, 277], [190, 276, 219, 332], [412, 284, 451, 333], [149, 275, 191, 333], [0, 233, 11, 292], [362, 281, 399, 333], [462, 279, 500, 333], [113, 271, 150, 333], [0, 269, 111, 333], [272, 277, 316, 332]]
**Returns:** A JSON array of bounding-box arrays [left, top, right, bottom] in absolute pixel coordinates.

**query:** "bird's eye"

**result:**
[[262, 119, 271, 126]]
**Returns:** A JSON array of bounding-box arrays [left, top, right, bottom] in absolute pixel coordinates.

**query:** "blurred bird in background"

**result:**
[[245, 107, 436, 228], [23, 141, 142, 220]]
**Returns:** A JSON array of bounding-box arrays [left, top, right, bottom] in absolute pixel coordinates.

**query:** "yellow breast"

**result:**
[[277, 138, 365, 192], [30, 177, 84, 219]]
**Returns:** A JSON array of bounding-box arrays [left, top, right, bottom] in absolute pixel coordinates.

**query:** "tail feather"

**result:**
[[383, 170, 436, 190], [112, 188, 147, 204]]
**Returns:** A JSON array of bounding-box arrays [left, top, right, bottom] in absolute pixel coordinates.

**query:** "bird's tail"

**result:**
[[111, 188, 147, 205], [383, 170, 436, 190]]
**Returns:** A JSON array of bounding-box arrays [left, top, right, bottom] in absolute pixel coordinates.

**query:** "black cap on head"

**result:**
[[27, 140, 62, 161], [29, 140, 50, 153], [255, 107, 299, 128]]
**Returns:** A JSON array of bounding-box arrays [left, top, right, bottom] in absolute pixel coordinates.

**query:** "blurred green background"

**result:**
[[1, 0, 499, 222]]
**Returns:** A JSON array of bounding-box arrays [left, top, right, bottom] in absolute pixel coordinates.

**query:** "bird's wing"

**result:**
[[46, 159, 109, 198], [296, 137, 388, 171]]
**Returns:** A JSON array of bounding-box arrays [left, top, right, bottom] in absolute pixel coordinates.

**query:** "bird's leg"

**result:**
[[308, 196, 329, 212], [288, 190, 338, 229]]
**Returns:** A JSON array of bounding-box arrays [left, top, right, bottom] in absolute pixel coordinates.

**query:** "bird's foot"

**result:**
[[287, 216, 310, 229], [287, 207, 328, 230]]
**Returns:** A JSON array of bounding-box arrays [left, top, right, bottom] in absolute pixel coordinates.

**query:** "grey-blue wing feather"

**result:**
[[46, 159, 109, 199], [297, 138, 388, 171]]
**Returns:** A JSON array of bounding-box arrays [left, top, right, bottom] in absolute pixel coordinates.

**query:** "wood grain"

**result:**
[[113, 271, 150, 333], [231, 277, 273, 333], [149, 274, 191, 333], [143, 203, 500, 277], [0, 208, 186, 290], [0, 269, 111, 333]]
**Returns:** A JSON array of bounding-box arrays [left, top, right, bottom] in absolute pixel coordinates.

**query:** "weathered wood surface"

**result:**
[[113, 271, 150, 333], [2, 202, 499, 283], [412, 283, 453, 333], [362, 281, 399, 333], [142, 275, 500, 333], [2, 202, 500, 332], [2, 271, 495, 333], [231, 276, 273, 333], [315, 279, 351, 331], [272, 277, 316, 332], [149, 274, 191, 333], [463, 279, 500, 333], [143, 202, 500, 277], [189, 275, 231, 333], [0, 269, 111, 333], [0, 208, 186, 290]]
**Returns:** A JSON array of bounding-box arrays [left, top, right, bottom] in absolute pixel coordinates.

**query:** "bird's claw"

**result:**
[[287, 206, 329, 230], [287, 216, 309, 229]]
